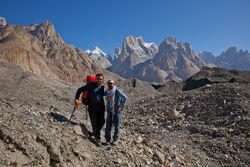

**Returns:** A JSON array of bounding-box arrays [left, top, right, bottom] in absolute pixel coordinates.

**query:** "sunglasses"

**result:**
[[96, 78, 103, 80]]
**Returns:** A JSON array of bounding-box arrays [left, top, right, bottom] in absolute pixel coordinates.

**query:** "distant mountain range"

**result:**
[[199, 47, 250, 71], [90, 36, 249, 82], [0, 17, 249, 83]]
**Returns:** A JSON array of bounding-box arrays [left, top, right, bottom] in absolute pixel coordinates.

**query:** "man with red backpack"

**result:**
[[82, 75, 96, 105], [74, 73, 105, 147]]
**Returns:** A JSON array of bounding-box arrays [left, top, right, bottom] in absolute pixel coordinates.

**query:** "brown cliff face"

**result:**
[[0, 20, 119, 83]]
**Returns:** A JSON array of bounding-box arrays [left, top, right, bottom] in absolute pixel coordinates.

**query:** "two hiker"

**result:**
[[74, 73, 127, 146]]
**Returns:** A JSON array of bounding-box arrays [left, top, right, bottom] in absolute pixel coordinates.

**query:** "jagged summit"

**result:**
[[85, 46, 112, 69], [111, 35, 159, 77], [85, 46, 106, 57], [136, 36, 155, 48], [110, 36, 209, 82], [164, 36, 178, 49]]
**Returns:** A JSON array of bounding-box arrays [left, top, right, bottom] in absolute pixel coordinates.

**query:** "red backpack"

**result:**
[[82, 75, 96, 105]]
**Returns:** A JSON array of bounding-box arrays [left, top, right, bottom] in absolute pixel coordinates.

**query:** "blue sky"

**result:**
[[1, 0, 250, 56]]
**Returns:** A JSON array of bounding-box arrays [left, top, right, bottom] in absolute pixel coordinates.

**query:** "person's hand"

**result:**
[[115, 105, 120, 110], [74, 99, 81, 105], [74, 99, 82, 109]]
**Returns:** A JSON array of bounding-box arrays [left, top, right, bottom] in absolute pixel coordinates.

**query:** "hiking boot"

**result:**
[[112, 138, 118, 146], [104, 139, 111, 146], [96, 139, 102, 147]]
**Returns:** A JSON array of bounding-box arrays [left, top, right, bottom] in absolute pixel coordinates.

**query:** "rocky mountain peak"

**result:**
[[86, 46, 106, 57], [85, 46, 112, 69], [222, 46, 246, 58], [122, 35, 139, 52], [225, 46, 238, 53], [36, 20, 55, 36], [149, 37, 208, 81], [121, 35, 158, 54], [199, 47, 250, 71], [221, 47, 246, 59], [164, 36, 178, 49], [0, 16, 7, 27], [29, 23, 38, 31], [136, 36, 144, 43], [32, 20, 63, 44], [0, 20, 119, 83], [114, 46, 121, 59], [111, 35, 159, 77], [199, 51, 216, 63]]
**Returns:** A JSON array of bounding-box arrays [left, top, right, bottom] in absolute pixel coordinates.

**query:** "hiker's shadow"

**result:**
[[79, 123, 96, 144], [49, 112, 77, 125]]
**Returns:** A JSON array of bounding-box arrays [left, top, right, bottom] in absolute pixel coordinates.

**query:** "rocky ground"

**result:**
[[0, 60, 249, 166], [123, 83, 249, 166]]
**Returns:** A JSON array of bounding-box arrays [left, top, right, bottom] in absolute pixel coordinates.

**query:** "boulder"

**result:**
[[168, 109, 182, 120]]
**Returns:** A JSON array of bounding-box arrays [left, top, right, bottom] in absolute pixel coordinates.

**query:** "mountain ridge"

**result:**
[[0, 20, 120, 83], [110, 36, 210, 82], [199, 47, 250, 71]]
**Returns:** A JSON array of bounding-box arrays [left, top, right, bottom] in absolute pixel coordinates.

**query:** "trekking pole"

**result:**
[[69, 106, 76, 121], [70, 102, 82, 121]]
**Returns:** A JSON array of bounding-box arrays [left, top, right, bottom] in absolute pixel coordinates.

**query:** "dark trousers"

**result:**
[[88, 106, 105, 140]]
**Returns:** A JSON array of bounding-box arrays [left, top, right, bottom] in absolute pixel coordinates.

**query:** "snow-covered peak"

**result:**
[[92, 46, 106, 56], [85, 46, 107, 57], [143, 42, 154, 48], [85, 49, 92, 55], [136, 36, 143, 40]]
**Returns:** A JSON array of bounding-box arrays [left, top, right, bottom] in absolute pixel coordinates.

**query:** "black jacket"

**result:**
[[75, 82, 105, 108]]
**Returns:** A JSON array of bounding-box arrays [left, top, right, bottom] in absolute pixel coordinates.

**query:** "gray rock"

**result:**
[[154, 150, 165, 164], [80, 152, 91, 161], [168, 109, 182, 120], [165, 161, 175, 167], [49, 144, 63, 162], [143, 137, 153, 147], [136, 135, 144, 144]]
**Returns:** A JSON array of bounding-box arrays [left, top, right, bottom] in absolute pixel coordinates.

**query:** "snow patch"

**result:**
[[135, 36, 154, 48], [136, 36, 143, 40], [85, 49, 92, 54], [143, 42, 154, 48], [85, 46, 107, 57]]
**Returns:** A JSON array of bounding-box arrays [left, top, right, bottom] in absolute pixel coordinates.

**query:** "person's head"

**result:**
[[95, 73, 104, 86], [107, 80, 115, 90]]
